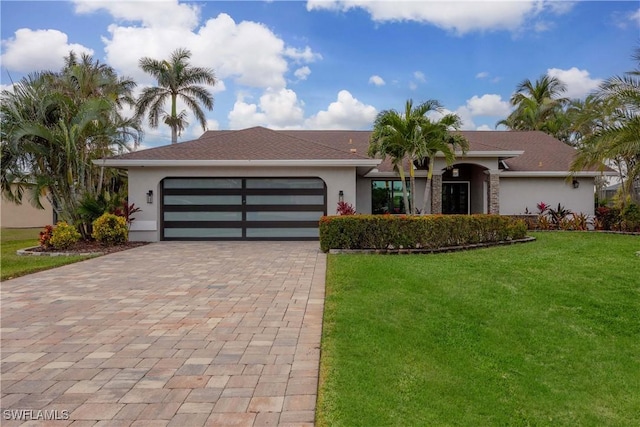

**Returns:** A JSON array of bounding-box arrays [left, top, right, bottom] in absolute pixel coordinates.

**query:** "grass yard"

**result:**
[[0, 228, 92, 281], [318, 232, 640, 427]]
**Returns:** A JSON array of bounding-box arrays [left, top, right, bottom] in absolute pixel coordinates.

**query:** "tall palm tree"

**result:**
[[497, 75, 569, 142], [136, 48, 216, 144], [572, 47, 640, 204], [419, 114, 469, 214], [369, 100, 434, 214]]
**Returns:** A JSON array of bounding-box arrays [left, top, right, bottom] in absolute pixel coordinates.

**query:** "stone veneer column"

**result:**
[[488, 170, 500, 214], [431, 173, 442, 214]]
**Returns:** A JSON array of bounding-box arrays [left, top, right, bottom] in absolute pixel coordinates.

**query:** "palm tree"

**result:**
[[1, 53, 141, 236], [369, 100, 434, 214], [571, 47, 640, 204], [498, 75, 569, 142], [419, 114, 469, 214], [136, 48, 216, 144]]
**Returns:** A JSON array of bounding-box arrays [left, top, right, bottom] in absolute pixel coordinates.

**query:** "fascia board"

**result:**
[[93, 159, 382, 168]]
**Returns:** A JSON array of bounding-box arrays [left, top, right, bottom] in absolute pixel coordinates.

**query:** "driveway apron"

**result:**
[[1, 242, 326, 427]]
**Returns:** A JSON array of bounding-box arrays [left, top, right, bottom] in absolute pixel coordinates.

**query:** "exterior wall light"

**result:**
[[572, 180, 580, 189], [338, 190, 344, 202], [146, 190, 153, 204], [452, 168, 460, 178]]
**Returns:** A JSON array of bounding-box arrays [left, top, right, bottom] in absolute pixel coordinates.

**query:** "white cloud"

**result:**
[[306, 0, 573, 34], [228, 88, 305, 129], [546, 67, 602, 99], [633, 9, 640, 26], [1, 29, 94, 72], [427, 94, 511, 131], [476, 71, 489, 79], [465, 94, 511, 117], [369, 75, 385, 86], [413, 71, 426, 82], [284, 46, 322, 63], [73, 0, 200, 29], [294, 66, 311, 81], [305, 90, 377, 129], [76, 8, 319, 91]]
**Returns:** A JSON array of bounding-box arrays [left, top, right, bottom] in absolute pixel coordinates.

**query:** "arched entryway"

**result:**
[[440, 163, 490, 214]]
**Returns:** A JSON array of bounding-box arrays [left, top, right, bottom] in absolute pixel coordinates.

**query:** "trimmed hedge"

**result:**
[[319, 214, 527, 253]]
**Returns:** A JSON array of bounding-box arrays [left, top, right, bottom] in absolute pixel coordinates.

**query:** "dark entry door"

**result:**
[[442, 182, 469, 214], [161, 177, 326, 240]]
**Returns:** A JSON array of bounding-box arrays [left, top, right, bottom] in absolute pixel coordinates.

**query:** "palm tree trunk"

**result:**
[[409, 157, 416, 214], [396, 164, 410, 215], [171, 93, 178, 144], [421, 157, 435, 215]]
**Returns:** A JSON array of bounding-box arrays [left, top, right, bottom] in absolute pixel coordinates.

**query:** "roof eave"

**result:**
[[454, 150, 524, 158], [501, 171, 617, 178], [93, 159, 382, 168]]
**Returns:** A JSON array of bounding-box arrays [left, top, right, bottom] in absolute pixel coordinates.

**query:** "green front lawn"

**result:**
[[0, 228, 92, 281], [318, 232, 640, 426]]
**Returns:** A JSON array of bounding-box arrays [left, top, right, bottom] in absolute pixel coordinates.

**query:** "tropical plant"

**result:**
[[369, 99, 466, 214], [49, 221, 82, 249], [136, 48, 216, 144], [571, 47, 640, 205], [92, 213, 128, 245], [39, 225, 54, 249], [0, 52, 141, 238], [336, 201, 356, 215], [369, 100, 422, 214], [497, 75, 569, 142], [418, 114, 469, 214], [547, 203, 572, 228]]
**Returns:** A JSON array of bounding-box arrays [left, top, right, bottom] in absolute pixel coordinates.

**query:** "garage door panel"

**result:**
[[246, 211, 324, 221], [163, 178, 242, 189], [164, 195, 242, 205], [161, 177, 326, 241], [164, 228, 242, 238], [164, 211, 242, 221]]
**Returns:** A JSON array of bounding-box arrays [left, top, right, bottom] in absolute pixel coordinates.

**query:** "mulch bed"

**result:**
[[28, 240, 150, 255]]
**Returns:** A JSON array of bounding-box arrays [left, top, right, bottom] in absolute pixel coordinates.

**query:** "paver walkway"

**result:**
[[1, 242, 326, 426]]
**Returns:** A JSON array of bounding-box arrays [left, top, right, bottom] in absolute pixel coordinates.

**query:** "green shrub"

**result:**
[[49, 221, 81, 249], [319, 214, 527, 252], [92, 213, 128, 245], [621, 203, 640, 232]]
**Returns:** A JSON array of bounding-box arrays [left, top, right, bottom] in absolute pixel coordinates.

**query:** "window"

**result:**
[[371, 180, 410, 214]]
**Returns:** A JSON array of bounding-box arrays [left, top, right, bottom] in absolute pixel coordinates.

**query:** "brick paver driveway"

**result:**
[[1, 242, 325, 426]]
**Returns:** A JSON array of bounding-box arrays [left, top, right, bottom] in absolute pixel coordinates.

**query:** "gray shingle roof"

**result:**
[[112, 127, 600, 173]]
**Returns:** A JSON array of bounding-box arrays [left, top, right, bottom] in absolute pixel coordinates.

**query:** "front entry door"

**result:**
[[442, 182, 469, 214]]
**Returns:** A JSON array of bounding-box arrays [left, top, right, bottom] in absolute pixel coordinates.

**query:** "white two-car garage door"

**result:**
[[161, 177, 326, 240]]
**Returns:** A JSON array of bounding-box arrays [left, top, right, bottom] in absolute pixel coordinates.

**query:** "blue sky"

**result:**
[[1, 1, 638, 148]]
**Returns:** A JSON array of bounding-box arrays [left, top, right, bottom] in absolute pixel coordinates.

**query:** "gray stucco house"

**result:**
[[97, 126, 609, 241]]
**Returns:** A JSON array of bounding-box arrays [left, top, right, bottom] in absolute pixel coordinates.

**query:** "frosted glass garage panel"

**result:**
[[246, 195, 324, 205], [163, 178, 241, 189], [164, 195, 241, 205], [246, 228, 319, 238], [164, 211, 242, 221], [164, 228, 242, 238], [246, 211, 323, 221], [246, 178, 324, 189]]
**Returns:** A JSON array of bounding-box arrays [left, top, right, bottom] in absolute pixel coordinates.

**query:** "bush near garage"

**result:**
[[49, 221, 82, 249], [319, 214, 527, 252], [92, 213, 128, 245]]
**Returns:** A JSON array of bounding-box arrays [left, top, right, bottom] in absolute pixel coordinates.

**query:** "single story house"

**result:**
[[96, 126, 611, 241]]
